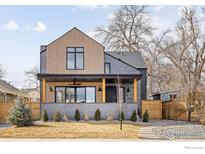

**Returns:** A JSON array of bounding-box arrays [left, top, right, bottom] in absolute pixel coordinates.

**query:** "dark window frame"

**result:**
[[55, 86, 96, 103], [66, 47, 84, 70], [104, 62, 111, 74], [55, 87, 66, 103]]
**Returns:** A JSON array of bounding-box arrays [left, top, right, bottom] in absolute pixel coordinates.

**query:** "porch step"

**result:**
[[138, 127, 160, 139]]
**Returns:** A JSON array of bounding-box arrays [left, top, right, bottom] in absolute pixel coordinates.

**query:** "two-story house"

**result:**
[[37, 27, 147, 120]]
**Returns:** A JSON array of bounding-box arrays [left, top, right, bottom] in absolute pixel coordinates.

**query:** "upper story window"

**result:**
[[67, 47, 84, 70], [105, 62, 111, 74]]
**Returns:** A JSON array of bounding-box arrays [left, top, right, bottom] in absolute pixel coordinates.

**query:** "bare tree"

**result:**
[[95, 5, 154, 52], [24, 66, 40, 88], [162, 7, 205, 122], [0, 64, 5, 79]]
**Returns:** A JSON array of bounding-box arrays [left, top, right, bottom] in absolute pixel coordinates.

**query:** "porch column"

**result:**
[[42, 78, 46, 103], [133, 78, 137, 103], [102, 78, 106, 103]]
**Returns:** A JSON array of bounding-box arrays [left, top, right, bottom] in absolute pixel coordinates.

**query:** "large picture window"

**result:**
[[56, 87, 65, 103], [65, 87, 75, 103], [67, 47, 84, 70], [55, 86, 96, 103], [86, 87, 95, 103], [76, 87, 86, 103]]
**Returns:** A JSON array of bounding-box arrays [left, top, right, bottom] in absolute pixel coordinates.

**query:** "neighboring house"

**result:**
[[0, 79, 28, 102], [150, 89, 185, 102], [22, 87, 40, 103], [37, 27, 147, 120]]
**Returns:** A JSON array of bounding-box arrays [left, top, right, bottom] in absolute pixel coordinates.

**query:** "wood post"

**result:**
[[102, 78, 106, 103], [42, 78, 46, 103], [133, 78, 137, 103]]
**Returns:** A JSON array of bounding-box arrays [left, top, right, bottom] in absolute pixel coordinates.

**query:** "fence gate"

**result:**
[[162, 100, 187, 121]]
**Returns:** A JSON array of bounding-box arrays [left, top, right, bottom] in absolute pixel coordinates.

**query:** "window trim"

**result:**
[[66, 47, 84, 70], [104, 62, 111, 74], [55, 87, 66, 103], [55, 86, 96, 103]]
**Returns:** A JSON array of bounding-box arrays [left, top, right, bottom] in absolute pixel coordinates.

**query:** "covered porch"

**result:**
[[37, 74, 141, 120], [38, 74, 141, 104]]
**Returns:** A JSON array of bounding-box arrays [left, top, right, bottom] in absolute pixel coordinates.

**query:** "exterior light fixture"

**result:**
[[98, 87, 102, 92], [49, 86, 53, 92], [127, 87, 130, 92]]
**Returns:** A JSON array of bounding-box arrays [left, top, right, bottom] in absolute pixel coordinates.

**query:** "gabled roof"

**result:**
[[0, 79, 19, 94], [40, 27, 104, 54], [0, 79, 28, 97], [105, 51, 146, 69], [104, 53, 141, 75]]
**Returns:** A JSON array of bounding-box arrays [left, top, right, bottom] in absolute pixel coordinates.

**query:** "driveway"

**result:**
[[0, 123, 10, 130]]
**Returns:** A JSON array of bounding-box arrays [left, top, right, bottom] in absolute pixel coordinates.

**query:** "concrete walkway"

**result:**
[[0, 123, 10, 130], [138, 126, 160, 139], [138, 124, 205, 140]]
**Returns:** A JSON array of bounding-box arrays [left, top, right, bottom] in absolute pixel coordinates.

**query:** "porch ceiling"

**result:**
[[37, 73, 141, 82]]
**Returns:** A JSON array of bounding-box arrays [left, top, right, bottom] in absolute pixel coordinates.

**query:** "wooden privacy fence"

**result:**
[[0, 102, 40, 123], [162, 100, 187, 121], [200, 106, 205, 124], [141, 100, 162, 120]]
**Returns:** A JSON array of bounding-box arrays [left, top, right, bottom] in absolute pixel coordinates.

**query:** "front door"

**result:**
[[106, 86, 117, 102]]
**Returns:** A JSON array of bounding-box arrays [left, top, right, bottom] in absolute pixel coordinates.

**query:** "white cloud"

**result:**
[[154, 5, 164, 12], [3, 20, 19, 31], [33, 22, 46, 32]]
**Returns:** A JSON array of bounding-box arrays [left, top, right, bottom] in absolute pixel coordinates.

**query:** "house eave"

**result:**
[[37, 73, 142, 81]]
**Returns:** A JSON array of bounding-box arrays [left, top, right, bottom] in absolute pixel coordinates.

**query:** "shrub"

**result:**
[[53, 111, 61, 122], [119, 111, 124, 121], [8, 99, 32, 127], [41, 110, 48, 122], [75, 109, 81, 121], [94, 108, 101, 121], [130, 110, 137, 122], [142, 110, 149, 122]]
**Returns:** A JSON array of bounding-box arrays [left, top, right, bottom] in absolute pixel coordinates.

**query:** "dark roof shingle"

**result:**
[[105, 51, 146, 69]]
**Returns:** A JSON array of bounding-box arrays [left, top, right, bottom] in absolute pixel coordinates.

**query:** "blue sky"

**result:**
[[0, 5, 203, 88]]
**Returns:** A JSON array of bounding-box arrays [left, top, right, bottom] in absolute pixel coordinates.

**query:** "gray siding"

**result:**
[[40, 50, 47, 73], [41, 103, 139, 120], [137, 68, 147, 100]]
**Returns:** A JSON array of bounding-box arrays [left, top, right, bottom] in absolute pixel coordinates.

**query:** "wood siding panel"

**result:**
[[133, 79, 137, 103], [47, 28, 104, 74], [46, 81, 102, 103], [102, 79, 106, 103]]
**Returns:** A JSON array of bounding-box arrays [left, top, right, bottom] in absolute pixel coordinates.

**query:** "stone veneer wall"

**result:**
[[41, 103, 138, 120]]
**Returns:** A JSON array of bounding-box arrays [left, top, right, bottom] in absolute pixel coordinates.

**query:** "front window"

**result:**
[[55, 87, 65, 103], [86, 87, 95, 102], [65, 87, 75, 103], [76, 87, 86, 103], [55, 86, 96, 103], [105, 62, 111, 74], [67, 47, 84, 70]]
